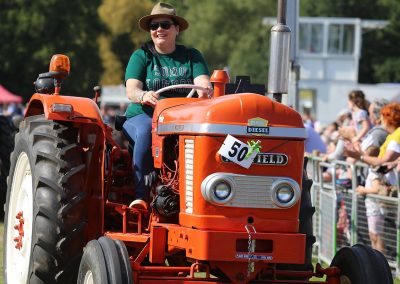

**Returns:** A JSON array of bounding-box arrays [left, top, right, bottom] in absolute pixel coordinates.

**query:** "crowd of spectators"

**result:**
[[304, 89, 400, 253]]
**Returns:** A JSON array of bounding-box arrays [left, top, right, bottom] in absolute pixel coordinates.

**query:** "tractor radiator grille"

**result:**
[[184, 139, 194, 213], [229, 176, 277, 208], [202, 174, 299, 209]]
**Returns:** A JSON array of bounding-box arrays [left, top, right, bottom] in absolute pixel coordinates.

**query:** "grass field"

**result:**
[[0, 220, 399, 284]]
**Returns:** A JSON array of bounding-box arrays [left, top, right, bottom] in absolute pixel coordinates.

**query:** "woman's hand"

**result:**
[[194, 74, 212, 98], [198, 86, 213, 98], [142, 91, 159, 106], [356, 186, 366, 195], [339, 126, 355, 141], [343, 146, 362, 160]]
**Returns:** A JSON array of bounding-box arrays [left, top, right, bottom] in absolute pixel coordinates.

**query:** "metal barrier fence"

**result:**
[[307, 155, 400, 277]]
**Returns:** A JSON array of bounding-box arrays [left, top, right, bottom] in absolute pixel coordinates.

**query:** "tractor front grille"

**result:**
[[229, 175, 277, 208], [184, 139, 194, 213], [201, 173, 300, 209]]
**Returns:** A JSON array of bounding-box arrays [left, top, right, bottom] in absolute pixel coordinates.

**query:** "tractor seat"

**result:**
[[114, 115, 127, 131]]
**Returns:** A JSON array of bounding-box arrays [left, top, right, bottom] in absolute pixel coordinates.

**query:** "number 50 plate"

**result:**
[[218, 135, 258, 169]]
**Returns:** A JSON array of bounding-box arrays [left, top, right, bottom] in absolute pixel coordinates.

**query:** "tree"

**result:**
[[97, 0, 153, 85], [368, 0, 400, 83], [0, 0, 105, 100], [300, 0, 386, 19]]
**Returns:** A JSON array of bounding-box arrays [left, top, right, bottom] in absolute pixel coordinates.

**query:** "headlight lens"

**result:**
[[213, 182, 231, 200], [271, 179, 300, 208], [201, 174, 235, 205], [276, 184, 294, 203]]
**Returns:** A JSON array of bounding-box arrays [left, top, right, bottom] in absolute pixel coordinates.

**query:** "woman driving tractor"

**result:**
[[123, 2, 212, 210]]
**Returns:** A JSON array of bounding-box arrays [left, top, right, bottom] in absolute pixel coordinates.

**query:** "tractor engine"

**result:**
[[152, 185, 179, 216], [152, 136, 180, 217]]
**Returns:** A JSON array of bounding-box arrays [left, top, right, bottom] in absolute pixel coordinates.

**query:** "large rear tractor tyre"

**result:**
[[77, 237, 133, 284], [4, 115, 87, 283], [298, 157, 316, 271], [331, 244, 392, 284], [275, 157, 315, 278], [0, 115, 16, 219]]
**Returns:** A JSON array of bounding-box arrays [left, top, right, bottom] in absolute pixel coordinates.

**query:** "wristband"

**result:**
[[139, 91, 146, 104]]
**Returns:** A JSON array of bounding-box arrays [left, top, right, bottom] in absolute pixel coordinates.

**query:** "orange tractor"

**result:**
[[3, 3, 393, 284]]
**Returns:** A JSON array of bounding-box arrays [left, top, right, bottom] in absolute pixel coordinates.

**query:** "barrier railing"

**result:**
[[307, 155, 400, 277]]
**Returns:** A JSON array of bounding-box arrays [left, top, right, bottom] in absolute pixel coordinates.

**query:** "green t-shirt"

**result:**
[[124, 44, 210, 118]]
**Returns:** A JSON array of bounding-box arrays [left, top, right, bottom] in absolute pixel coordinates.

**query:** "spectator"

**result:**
[[355, 145, 386, 252], [321, 121, 339, 146], [336, 108, 352, 128], [304, 123, 327, 154], [347, 90, 370, 145], [340, 98, 389, 152], [302, 109, 315, 129], [345, 102, 400, 185], [336, 91, 371, 180]]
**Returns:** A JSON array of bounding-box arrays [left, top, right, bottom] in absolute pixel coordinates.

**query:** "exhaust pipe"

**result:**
[[268, 0, 291, 103]]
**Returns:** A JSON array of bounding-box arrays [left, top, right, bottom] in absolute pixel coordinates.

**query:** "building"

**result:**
[[296, 17, 392, 125]]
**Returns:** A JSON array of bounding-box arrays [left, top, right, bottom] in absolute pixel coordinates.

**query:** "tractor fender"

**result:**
[[25, 93, 103, 124]]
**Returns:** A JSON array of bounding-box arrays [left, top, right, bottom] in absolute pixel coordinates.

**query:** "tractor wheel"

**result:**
[[77, 237, 133, 284], [331, 244, 392, 284], [4, 115, 87, 283], [298, 157, 316, 271], [371, 249, 393, 283], [114, 239, 134, 284], [0, 115, 15, 218], [77, 240, 108, 284]]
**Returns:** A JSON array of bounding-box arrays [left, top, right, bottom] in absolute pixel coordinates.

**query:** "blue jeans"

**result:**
[[122, 114, 153, 201]]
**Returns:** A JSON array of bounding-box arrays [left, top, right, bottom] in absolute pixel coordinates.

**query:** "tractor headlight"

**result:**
[[276, 184, 294, 203], [201, 174, 234, 205], [213, 181, 232, 200], [271, 179, 300, 208]]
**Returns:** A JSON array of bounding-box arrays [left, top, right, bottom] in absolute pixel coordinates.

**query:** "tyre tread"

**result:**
[[4, 115, 87, 283]]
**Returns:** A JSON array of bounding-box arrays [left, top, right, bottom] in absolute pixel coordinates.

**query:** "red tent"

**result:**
[[0, 84, 22, 103]]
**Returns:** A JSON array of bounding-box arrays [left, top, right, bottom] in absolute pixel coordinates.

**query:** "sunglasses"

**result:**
[[149, 21, 175, 31]]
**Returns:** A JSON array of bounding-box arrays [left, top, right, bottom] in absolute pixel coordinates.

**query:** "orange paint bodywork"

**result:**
[[163, 224, 305, 263], [210, 70, 230, 97], [26, 93, 103, 122], [153, 93, 303, 129], [149, 93, 307, 275]]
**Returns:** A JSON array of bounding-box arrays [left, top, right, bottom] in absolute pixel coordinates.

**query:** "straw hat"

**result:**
[[138, 2, 189, 32]]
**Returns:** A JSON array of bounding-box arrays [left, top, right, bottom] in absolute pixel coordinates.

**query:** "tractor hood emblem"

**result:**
[[221, 152, 288, 166], [247, 117, 269, 135]]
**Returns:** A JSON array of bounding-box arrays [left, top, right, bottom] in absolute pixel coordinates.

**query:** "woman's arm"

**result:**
[[193, 75, 212, 98], [357, 179, 381, 194], [348, 148, 400, 166], [126, 78, 158, 105], [126, 79, 145, 103]]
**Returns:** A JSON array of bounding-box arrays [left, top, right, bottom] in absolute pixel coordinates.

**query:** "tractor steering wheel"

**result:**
[[155, 84, 210, 98]]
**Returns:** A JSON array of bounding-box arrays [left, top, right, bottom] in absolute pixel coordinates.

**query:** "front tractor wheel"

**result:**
[[77, 237, 133, 284], [4, 115, 87, 283], [331, 244, 393, 284]]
